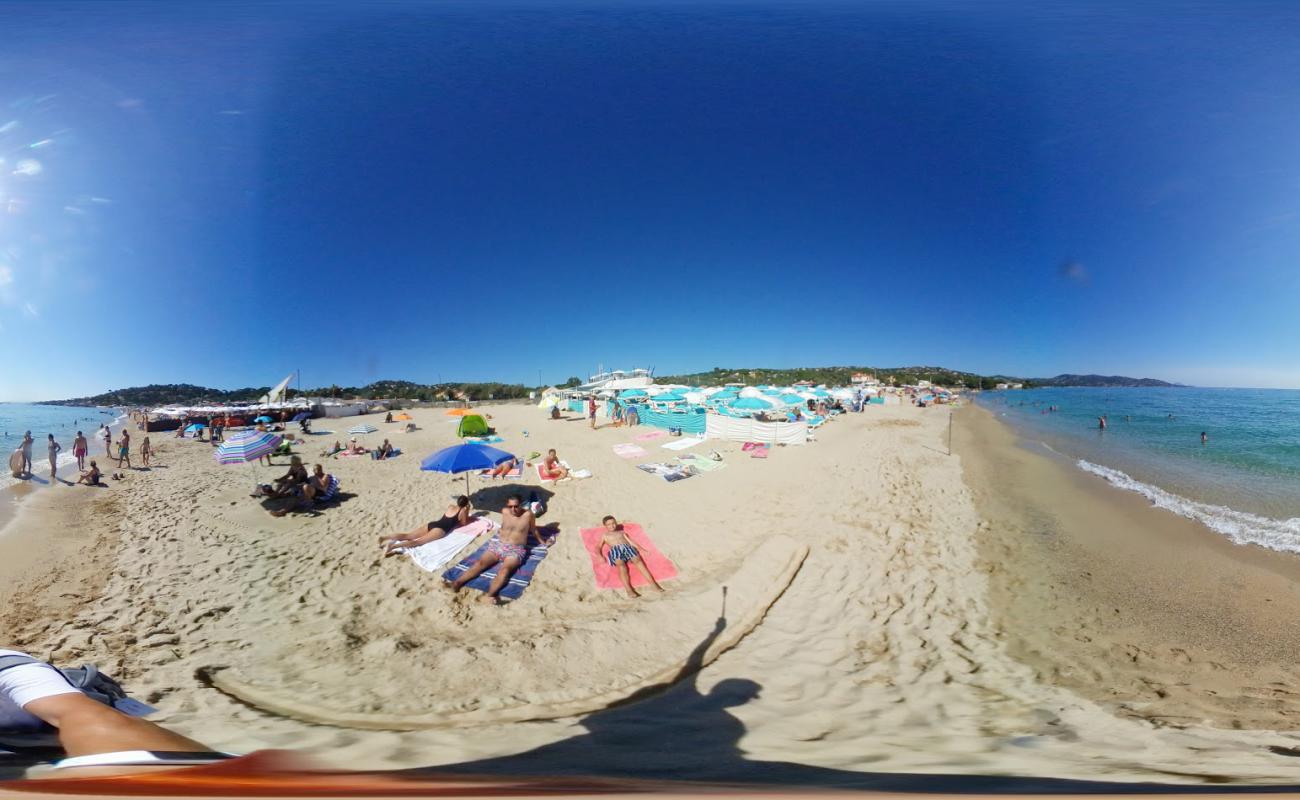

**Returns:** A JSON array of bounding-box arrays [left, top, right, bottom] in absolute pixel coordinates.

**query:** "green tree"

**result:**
[[563, 376, 582, 388]]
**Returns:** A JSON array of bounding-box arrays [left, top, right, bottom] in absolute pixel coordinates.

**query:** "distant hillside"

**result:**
[[656, 366, 1025, 391], [40, 384, 270, 408], [41, 379, 534, 407], [1031, 374, 1183, 388]]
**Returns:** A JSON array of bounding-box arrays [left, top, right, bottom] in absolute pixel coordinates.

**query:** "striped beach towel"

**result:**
[[441, 535, 551, 601]]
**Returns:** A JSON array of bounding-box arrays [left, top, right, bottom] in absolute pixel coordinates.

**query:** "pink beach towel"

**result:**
[[635, 430, 667, 442], [612, 443, 649, 459], [579, 523, 678, 589], [750, 444, 770, 459], [536, 463, 563, 482]]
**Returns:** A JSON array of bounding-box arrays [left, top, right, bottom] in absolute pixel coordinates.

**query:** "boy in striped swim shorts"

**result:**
[[599, 515, 664, 599]]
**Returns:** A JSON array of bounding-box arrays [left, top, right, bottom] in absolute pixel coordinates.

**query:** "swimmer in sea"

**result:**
[[1098, 416, 1107, 430], [1201, 431, 1208, 445]]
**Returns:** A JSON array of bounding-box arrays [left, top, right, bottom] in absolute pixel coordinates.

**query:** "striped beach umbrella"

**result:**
[[348, 424, 378, 435], [214, 430, 282, 465]]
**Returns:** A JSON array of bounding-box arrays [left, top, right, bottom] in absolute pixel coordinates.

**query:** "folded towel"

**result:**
[[405, 517, 495, 572], [613, 443, 648, 459], [661, 436, 704, 451]]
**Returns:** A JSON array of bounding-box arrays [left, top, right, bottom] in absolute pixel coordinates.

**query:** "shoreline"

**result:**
[[956, 403, 1300, 731]]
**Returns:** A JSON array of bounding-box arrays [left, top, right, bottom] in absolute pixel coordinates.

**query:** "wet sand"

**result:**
[[956, 403, 1300, 732]]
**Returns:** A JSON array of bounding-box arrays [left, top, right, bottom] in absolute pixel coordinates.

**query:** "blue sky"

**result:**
[[3, 1, 1300, 400]]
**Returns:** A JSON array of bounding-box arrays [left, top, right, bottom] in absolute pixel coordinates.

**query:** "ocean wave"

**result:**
[[1077, 459, 1300, 555]]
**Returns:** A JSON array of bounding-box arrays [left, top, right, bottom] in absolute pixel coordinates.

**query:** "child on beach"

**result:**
[[598, 515, 664, 599], [141, 436, 153, 467]]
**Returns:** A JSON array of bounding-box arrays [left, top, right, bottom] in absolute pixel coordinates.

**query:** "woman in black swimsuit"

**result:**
[[380, 495, 472, 557]]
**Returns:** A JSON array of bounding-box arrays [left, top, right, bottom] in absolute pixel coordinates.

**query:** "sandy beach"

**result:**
[[2, 401, 1299, 785]]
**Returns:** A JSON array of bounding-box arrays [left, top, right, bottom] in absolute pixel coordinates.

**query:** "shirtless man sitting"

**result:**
[[447, 493, 554, 605], [540, 449, 569, 481]]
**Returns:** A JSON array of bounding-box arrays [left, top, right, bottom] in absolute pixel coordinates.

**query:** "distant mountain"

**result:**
[[1030, 374, 1183, 388], [41, 379, 534, 407], [655, 365, 1024, 390]]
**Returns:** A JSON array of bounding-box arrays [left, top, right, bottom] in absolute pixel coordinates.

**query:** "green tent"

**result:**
[[456, 414, 490, 438]]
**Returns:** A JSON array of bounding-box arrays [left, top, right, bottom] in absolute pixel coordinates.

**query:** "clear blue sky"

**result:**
[[3, 1, 1300, 400]]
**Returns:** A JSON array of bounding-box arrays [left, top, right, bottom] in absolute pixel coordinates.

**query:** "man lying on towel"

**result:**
[[380, 495, 472, 556], [447, 493, 554, 605]]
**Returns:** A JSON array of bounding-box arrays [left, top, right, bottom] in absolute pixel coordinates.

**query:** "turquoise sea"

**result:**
[[0, 403, 125, 487], [976, 387, 1300, 555]]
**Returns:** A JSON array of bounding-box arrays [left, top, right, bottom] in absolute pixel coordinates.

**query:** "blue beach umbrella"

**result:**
[[291, 411, 311, 422], [421, 442, 516, 493], [254, 415, 274, 423], [184, 423, 206, 432], [619, 388, 648, 398], [779, 393, 805, 405], [651, 391, 685, 402]]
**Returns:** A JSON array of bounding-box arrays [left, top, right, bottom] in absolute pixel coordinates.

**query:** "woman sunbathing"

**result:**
[[488, 457, 517, 478], [380, 495, 472, 556]]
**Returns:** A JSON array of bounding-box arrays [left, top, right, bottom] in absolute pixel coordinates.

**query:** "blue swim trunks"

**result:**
[[607, 543, 639, 565]]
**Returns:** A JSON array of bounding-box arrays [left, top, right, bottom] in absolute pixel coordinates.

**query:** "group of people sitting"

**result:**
[[253, 455, 340, 516], [319, 438, 398, 460], [379, 493, 663, 604]]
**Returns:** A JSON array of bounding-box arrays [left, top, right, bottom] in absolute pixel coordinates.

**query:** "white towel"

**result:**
[[661, 436, 705, 451], [405, 517, 495, 573]]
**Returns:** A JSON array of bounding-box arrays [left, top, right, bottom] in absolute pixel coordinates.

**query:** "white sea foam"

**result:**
[[1077, 459, 1300, 555]]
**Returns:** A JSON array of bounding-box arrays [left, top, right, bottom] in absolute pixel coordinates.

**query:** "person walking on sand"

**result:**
[[46, 434, 61, 483], [141, 436, 153, 466], [598, 515, 664, 599], [588, 395, 598, 429], [116, 429, 131, 470], [20, 431, 33, 475], [73, 430, 88, 472], [448, 493, 553, 605]]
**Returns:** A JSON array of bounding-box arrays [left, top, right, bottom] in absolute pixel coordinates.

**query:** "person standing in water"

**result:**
[[1201, 431, 1208, 445], [1098, 416, 1107, 430], [47, 434, 62, 482], [20, 431, 33, 475], [73, 430, 88, 471], [101, 425, 112, 457]]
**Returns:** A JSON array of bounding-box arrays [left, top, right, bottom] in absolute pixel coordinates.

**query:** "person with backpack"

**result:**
[[0, 649, 208, 759]]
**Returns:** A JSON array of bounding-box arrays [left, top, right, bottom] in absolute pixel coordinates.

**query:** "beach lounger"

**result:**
[[579, 522, 678, 590], [441, 534, 552, 601], [405, 517, 494, 573]]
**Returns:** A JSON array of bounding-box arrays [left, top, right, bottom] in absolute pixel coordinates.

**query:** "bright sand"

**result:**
[[2, 402, 1299, 784]]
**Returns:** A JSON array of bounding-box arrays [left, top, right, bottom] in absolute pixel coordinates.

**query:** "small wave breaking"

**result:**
[[1077, 459, 1300, 555]]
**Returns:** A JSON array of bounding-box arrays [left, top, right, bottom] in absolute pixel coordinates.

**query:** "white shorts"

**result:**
[[0, 650, 80, 730]]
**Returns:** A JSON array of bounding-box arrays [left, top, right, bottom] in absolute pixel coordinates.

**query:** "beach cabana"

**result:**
[[456, 414, 490, 438]]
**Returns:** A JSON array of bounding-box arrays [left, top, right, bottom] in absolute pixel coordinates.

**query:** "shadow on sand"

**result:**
[[424, 588, 1300, 795]]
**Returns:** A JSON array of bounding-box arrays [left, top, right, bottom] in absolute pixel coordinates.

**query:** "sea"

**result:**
[[976, 387, 1300, 556], [0, 403, 126, 489]]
